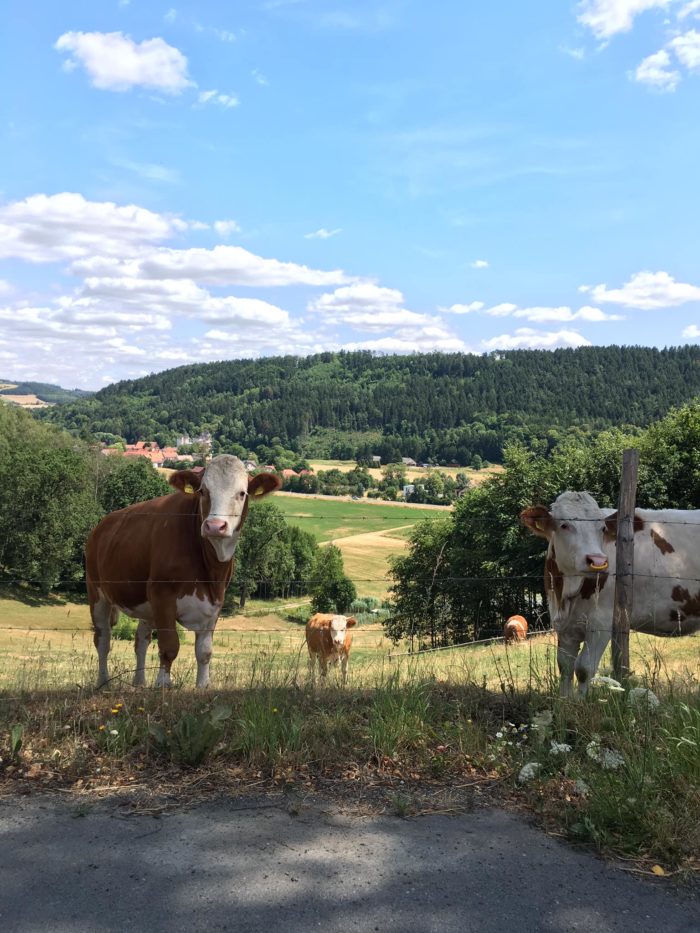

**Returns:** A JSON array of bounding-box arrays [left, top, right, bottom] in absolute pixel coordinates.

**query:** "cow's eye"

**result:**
[[239, 490, 247, 499], [560, 522, 571, 531]]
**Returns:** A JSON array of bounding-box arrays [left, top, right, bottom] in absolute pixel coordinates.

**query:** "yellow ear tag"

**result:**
[[535, 521, 544, 531], [254, 486, 264, 496], [184, 483, 195, 494]]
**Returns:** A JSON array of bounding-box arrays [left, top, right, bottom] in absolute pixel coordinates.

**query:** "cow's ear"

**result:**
[[248, 472, 282, 498], [169, 469, 204, 494], [346, 616, 358, 627], [520, 506, 553, 539], [605, 510, 644, 540]]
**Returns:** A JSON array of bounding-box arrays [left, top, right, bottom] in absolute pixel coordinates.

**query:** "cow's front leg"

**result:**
[[194, 629, 215, 688], [340, 653, 349, 686], [575, 624, 611, 696], [92, 599, 118, 688], [155, 625, 179, 687], [133, 620, 153, 687], [557, 628, 581, 698]]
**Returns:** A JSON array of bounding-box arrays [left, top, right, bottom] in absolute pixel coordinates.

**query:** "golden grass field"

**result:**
[[308, 459, 502, 485], [1, 593, 698, 694]]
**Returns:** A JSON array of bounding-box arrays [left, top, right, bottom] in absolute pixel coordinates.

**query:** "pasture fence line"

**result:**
[[387, 627, 554, 660]]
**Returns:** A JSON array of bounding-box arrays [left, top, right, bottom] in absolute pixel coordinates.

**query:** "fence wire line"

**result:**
[[2, 568, 700, 587], [25, 507, 700, 525]]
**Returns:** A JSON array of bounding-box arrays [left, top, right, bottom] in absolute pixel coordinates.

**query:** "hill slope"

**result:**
[[0, 380, 91, 405], [42, 347, 700, 464]]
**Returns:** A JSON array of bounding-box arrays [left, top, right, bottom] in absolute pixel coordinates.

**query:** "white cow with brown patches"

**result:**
[[521, 491, 700, 696], [86, 455, 280, 689]]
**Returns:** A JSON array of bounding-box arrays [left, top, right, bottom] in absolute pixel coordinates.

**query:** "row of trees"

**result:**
[[43, 347, 700, 466], [385, 400, 700, 649]]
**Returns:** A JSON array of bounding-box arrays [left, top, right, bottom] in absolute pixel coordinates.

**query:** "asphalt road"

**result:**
[[0, 795, 697, 933]]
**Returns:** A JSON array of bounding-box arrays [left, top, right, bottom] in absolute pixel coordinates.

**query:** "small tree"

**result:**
[[309, 545, 357, 613]]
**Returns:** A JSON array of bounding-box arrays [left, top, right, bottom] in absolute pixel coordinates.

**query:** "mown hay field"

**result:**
[[307, 460, 502, 485]]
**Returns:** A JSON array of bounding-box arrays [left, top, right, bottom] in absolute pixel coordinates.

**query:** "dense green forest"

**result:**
[[42, 347, 700, 466], [0, 379, 90, 404]]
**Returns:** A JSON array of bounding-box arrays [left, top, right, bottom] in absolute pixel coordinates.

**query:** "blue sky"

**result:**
[[1, 0, 699, 389]]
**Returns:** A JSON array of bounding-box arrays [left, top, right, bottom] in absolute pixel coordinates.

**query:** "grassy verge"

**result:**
[[1, 631, 699, 876]]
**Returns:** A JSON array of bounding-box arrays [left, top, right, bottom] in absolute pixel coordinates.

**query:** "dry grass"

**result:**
[[308, 460, 503, 486], [1, 601, 699, 873]]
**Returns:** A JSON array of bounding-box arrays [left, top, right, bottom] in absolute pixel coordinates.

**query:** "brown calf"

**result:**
[[503, 615, 528, 644], [305, 613, 358, 684], [85, 455, 280, 688]]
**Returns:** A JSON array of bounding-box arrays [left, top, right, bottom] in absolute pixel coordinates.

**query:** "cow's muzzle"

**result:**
[[585, 553, 608, 572], [203, 518, 229, 537]]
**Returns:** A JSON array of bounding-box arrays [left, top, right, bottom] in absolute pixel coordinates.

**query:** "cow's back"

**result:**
[[86, 492, 203, 608]]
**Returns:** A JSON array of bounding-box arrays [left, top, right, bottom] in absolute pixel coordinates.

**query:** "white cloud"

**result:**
[[513, 305, 623, 322], [198, 89, 239, 109], [304, 227, 343, 240], [577, 1, 673, 40], [73, 244, 351, 287], [682, 324, 700, 337], [482, 328, 592, 350], [55, 31, 193, 93], [632, 49, 681, 90], [0, 192, 182, 263], [484, 303, 519, 316], [444, 301, 485, 314], [164, 8, 177, 24], [110, 157, 181, 184], [308, 283, 434, 330], [213, 219, 241, 237], [669, 29, 700, 69], [585, 270, 700, 308], [344, 326, 467, 354], [252, 69, 269, 86], [0, 280, 11, 295], [678, 0, 700, 19], [470, 259, 489, 269]]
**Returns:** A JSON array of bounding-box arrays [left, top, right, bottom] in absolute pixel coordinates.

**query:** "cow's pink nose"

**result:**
[[203, 518, 228, 536], [586, 553, 608, 570]]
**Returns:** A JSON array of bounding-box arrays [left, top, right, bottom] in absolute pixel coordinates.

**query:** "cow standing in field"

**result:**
[[521, 491, 700, 696], [86, 456, 280, 688], [503, 615, 528, 644], [305, 613, 358, 684]]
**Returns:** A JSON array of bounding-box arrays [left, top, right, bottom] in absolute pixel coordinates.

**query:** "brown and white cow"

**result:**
[[504, 615, 528, 644], [86, 455, 280, 688], [521, 490, 700, 696], [305, 613, 358, 684]]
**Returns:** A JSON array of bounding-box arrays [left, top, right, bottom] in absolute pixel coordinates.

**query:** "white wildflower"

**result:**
[[600, 748, 625, 770], [573, 779, 590, 796], [586, 738, 624, 770], [109, 729, 118, 736], [550, 741, 572, 756], [627, 687, 660, 711], [495, 732, 503, 739], [518, 762, 542, 784], [590, 675, 625, 692]]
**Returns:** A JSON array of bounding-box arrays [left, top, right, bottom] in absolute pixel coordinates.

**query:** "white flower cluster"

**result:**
[[589, 676, 625, 693], [549, 741, 572, 756], [586, 736, 625, 771], [518, 762, 542, 783], [627, 687, 660, 711]]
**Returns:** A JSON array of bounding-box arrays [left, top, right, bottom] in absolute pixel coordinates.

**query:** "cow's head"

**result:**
[[170, 456, 281, 561], [521, 491, 611, 580], [329, 615, 357, 650]]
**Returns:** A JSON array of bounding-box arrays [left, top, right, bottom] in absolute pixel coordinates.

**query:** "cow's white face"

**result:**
[[522, 491, 610, 577], [329, 616, 348, 650], [169, 456, 281, 562], [199, 455, 250, 560]]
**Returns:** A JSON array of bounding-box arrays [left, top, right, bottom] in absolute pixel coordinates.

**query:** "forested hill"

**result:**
[[43, 347, 700, 465], [0, 380, 90, 404]]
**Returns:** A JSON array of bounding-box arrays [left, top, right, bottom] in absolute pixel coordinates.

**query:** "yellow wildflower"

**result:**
[[98, 725, 105, 731]]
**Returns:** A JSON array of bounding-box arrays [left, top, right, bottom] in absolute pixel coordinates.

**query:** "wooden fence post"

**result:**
[[612, 448, 640, 681]]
